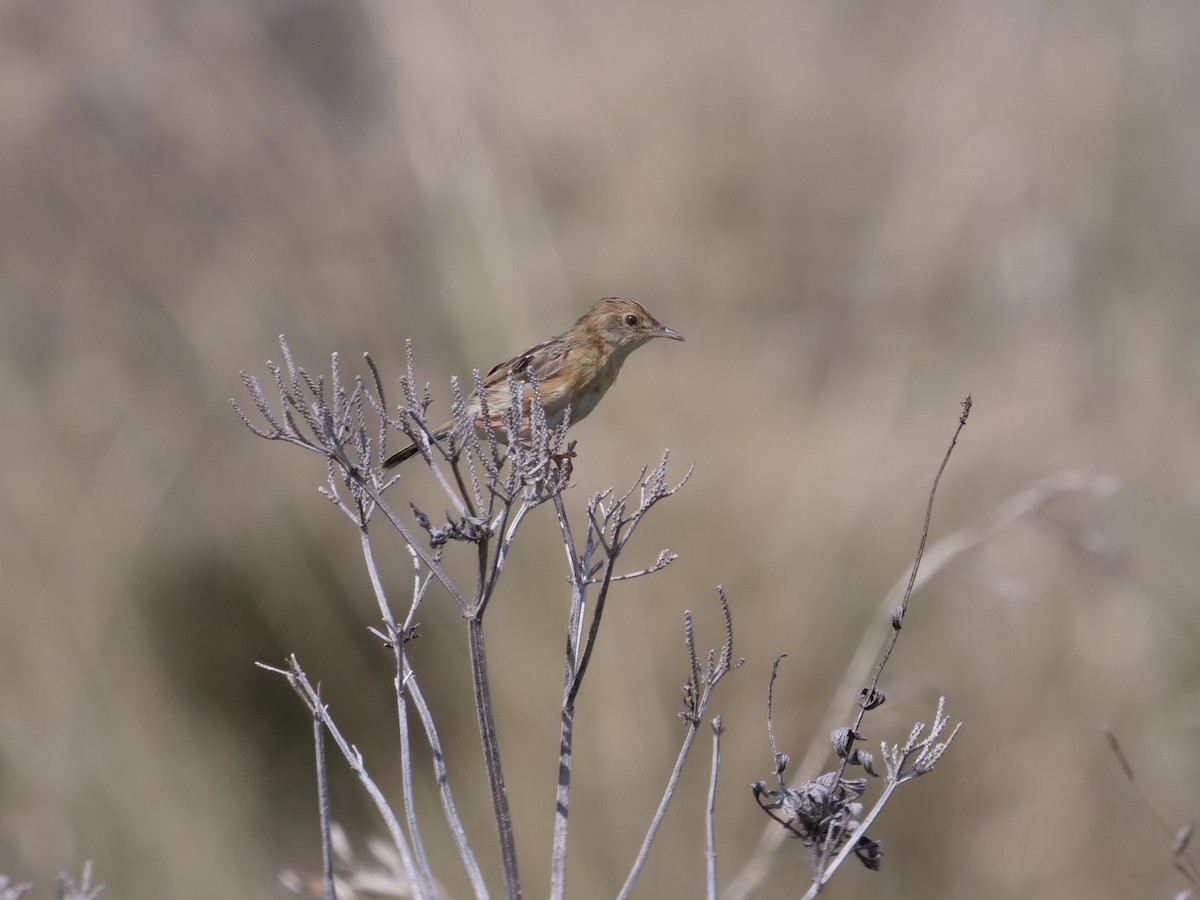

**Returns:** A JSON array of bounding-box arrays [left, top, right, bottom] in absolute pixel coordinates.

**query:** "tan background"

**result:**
[[3, 0, 1199, 897]]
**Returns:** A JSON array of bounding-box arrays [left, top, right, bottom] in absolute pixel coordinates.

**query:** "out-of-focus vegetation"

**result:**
[[3, 0, 1198, 897]]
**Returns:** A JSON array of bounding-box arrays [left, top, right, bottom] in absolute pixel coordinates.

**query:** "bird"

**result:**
[[383, 297, 684, 469]]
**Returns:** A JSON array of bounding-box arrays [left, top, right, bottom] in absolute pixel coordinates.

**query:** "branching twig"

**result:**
[[617, 587, 742, 900], [823, 397, 972, 795], [257, 657, 422, 895], [800, 699, 961, 898], [548, 457, 697, 900], [723, 466, 1120, 900], [745, 397, 972, 898], [238, 337, 703, 900]]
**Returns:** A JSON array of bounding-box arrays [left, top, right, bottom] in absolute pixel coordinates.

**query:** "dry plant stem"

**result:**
[[404, 661, 489, 898], [618, 733, 698, 900], [458, 505, 520, 899], [239, 339, 702, 900], [803, 783, 896, 900], [236, 339, 517, 893], [545, 498, 625, 900], [313, 693, 336, 900], [618, 589, 740, 900], [365, 525, 484, 894], [469, 617, 519, 899], [378, 371, 577, 900], [550, 491, 588, 681], [396, 374, 575, 900], [729, 450, 1118, 899], [352, 460, 475, 897], [396, 665, 428, 885], [258, 656, 423, 897], [565, 514, 620, 707], [357, 476, 522, 897], [548, 458, 693, 900], [392, 612, 490, 893], [743, 404, 971, 894], [803, 699, 961, 899], [356, 527, 443, 898], [393, 656, 434, 898], [811, 396, 972, 885], [721, 470, 1118, 900], [365, 487, 471, 614], [548, 705, 575, 900], [707, 718, 724, 900]]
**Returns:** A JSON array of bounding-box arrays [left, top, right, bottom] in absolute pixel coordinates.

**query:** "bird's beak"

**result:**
[[651, 324, 685, 342]]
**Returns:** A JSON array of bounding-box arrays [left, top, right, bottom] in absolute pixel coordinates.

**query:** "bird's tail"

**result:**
[[382, 426, 451, 470]]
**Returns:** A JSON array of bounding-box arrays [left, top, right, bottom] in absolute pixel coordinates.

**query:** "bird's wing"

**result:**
[[484, 336, 570, 388]]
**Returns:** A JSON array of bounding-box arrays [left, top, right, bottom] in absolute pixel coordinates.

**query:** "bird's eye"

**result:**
[[624, 313, 639, 327]]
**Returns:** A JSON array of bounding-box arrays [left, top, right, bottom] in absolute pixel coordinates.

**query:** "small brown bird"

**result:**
[[383, 298, 684, 469]]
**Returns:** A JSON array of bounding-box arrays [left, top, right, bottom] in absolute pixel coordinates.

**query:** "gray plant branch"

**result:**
[[312, 684, 336, 900], [257, 656, 423, 897], [548, 455, 698, 900], [748, 396, 972, 897], [236, 337, 489, 897], [804, 698, 961, 898], [237, 336, 585, 898], [707, 716, 725, 900], [616, 588, 742, 900], [724, 465, 1119, 900], [237, 335, 706, 900]]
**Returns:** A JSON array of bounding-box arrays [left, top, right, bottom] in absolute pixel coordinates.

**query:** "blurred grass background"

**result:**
[[3, 0, 1199, 897]]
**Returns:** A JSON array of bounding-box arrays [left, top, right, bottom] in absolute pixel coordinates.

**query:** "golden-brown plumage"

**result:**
[[383, 298, 683, 469]]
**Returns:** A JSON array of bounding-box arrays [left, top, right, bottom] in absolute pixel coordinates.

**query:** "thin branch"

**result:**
[[405, 670, 491, 898], [548, 705, 575, 900], [566, 522, 622, 707], [707, 717, 724, 900], [766, 655, 789, 780], [258, 657, 422, 897], [813, 397, 970, 882], [313, 685, 337, 900], [619, 588, 741, 899], [724, 403, 988, 900], [724, 469, 1119, 900], [357, 518, 439, 895], [549, 459, 698, 900], [467, 618, 520, 899], [617, 722, 701, 900], [803, 700, 961, 898], [392, 655, 435, 898], [238, 339, 704, 900], [585, 548, 677, 583], [798, 779, 899, 900]]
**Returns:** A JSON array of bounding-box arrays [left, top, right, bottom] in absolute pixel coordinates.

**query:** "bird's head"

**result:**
[[584, 298, 685, 353]]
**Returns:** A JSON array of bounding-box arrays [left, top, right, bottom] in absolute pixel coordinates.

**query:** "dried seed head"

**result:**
[[831, 727, 853, 758], [859, 687, 886, 710], [851, 749, 877, 777]]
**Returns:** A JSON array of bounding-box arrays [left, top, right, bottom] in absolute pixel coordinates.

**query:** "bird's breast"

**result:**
[[543, 356, 622, 428]]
